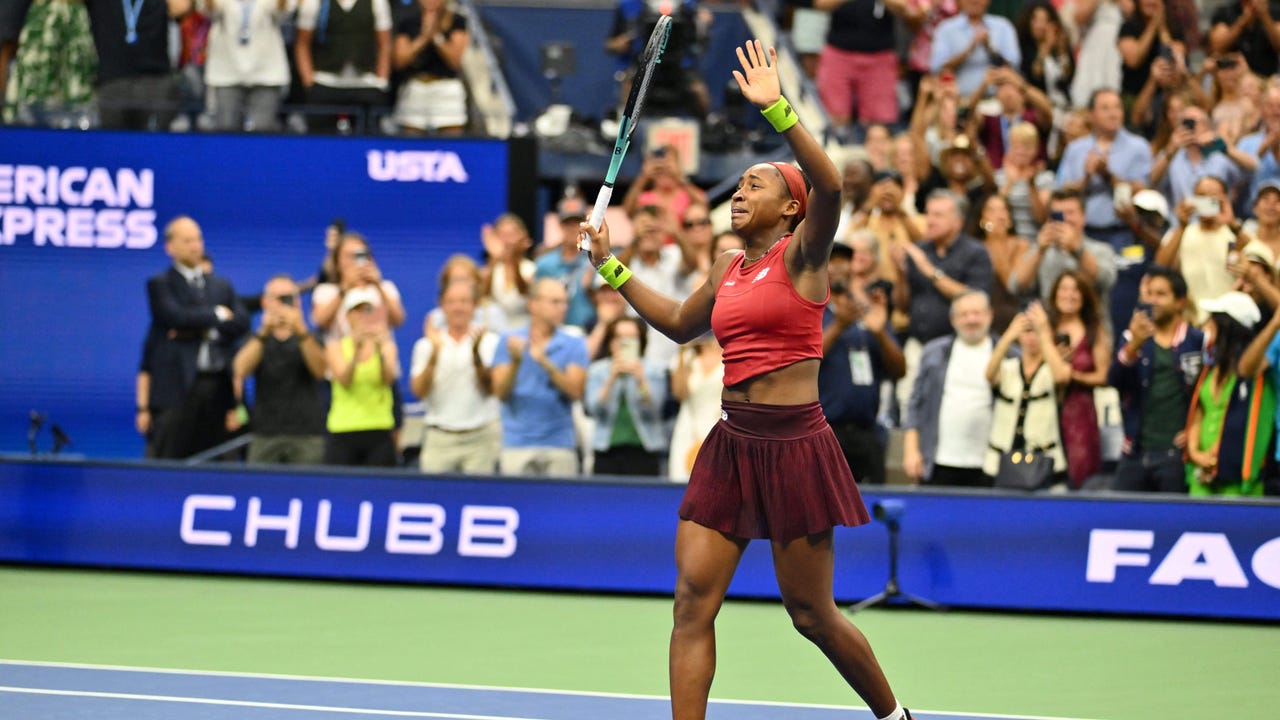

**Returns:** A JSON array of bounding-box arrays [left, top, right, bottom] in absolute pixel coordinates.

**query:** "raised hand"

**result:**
[[732, 40, 781, 109]]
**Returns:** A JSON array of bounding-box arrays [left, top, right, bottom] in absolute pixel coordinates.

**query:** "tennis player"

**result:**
[[580, 40, 912, 720]]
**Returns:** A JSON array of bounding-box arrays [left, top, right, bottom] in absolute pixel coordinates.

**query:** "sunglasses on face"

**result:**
[[683, 218, 712, 229]]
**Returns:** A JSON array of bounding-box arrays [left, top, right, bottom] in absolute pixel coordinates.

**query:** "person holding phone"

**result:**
[[1150, 105, 1254, 208], [584, 316, 668, 476], [1155, 175, 1243, 322], [311, 232, 406, 344], [1010, 189, 1118, 323]]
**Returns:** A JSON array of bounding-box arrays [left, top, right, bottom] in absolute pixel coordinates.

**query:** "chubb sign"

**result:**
[[0, 164, 158, 248], [1087, 528, 1280, 589]]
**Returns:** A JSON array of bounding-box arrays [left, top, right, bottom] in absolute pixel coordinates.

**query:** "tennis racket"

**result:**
[[580, 14, 673, 250]]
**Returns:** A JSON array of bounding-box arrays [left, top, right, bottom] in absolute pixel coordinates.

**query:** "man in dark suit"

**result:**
[[146, 216, 250, 459]]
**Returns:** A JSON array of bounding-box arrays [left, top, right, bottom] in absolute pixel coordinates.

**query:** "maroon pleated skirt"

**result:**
[[679, 400, 871, 542]]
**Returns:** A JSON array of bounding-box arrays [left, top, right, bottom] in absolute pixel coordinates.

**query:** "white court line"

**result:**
[[0, 686, 548, 720], [0, 659, 1103, 720]]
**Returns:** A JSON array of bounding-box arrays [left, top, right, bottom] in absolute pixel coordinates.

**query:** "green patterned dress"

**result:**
[[4, 0, 97, 121]]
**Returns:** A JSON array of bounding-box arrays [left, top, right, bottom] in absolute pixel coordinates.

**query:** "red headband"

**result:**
[[768, 162, 808, 223]]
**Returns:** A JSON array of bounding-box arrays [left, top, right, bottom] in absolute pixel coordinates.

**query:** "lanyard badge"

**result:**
[[123, 0, 145, 44]]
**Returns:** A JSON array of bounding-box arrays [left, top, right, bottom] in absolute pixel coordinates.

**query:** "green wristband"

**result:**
[[235, 404, 250, 426], [761, 96, 799, 133], [596, 255, 633, 290]]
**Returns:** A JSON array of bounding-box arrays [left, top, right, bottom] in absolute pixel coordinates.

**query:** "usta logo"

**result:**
[[367, 151, 469, 183]]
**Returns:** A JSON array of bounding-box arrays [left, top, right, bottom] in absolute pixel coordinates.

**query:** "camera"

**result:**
[[1049, 210, 1065, 223], [1136, 301, 1154, 319], [1181, 117, 1196, 132], [1055, 332, 1071, 347], [279, 294, 295, 307], [353, 250, 371, 265], [872, 500, 905, 523]]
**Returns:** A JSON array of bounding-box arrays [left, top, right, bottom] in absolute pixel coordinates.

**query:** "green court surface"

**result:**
[[2, 565, 1276, 720]]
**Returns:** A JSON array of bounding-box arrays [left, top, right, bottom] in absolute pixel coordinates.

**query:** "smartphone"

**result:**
[[989, 52, 1008, 68], [618, 337, 640, 364], [353, 250, 371, 265], [1191, 195, 1221, 217], [1113, 182, 1133, 210], [1136, 302, 1154, 319], [1217, 56, 1239, 70], [279, 294, 295, 307], [1055, 332, 1071, 347], [1050, 210, 1066, 223], [1180, 118, 1197, 132]]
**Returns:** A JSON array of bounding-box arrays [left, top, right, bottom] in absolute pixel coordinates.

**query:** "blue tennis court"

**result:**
[[0, 661, 1097, 720]]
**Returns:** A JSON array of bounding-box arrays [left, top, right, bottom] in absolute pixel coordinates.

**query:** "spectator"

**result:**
[[902, 290, 997, 486], [1015, 0, 1073, 110], [929, 0, 1020, 97], [427, 252, 508, 331], [605, 0, 710, 117], [617, 204, 685, 366], [672, 199, 716, 297], [1010, 188, 1118, 316], [0, 1, 31, 101], [84, 0, 185, 130], [969, 66, 1053, 169], [1143, 91, 1195, 160], [910, 74, 963, 167], [311, 232, 406, 344], [1150, 104, 1254, 209], [819, 238, 905, 485], [891, 132, 929, 214], [995, 122, 1053, 237], [1237, 86, 1280, 212], [1108, 266, 1205, 493], [786, 0, 829, 80], [232, 275, 327, 465], [534, 201, 596, 331], [1049, 270, 1111, 489], [833, 157, 874, 242], [1185, 292, 1272, 496], [917, 134, 996, 230], [984, 303, 1071, 489], [622, 144, 707, 231], [4, 0, 96, 125], [391, 0, 468, 135], [134, 332, 158, 457], [1238, 282, 1280, 496], [1118, 0, 1186, 108], [667, 333, 723, 481], [1206, 53, 1254, 135], [491, 278, 588, 477], [976, 193, 1031, 333], [1068, 0, 1122, 110], [584, 316, 668, 476], [903, 0, 957, 102], [1154, 176, 1245, 323], [1055, 88, 1152, 252], [845, 169, 922, 285], [294, 0, 392, 133], [814, 0, 922, 143], [145, 216, 250, 459], [409, 280, 501, 474], [1209, 0, 1280, 80], [1246, 180, 1280, 258], [324, 286, 400, 467], [201, 0, 292, 132], [863, 124, 894, 171], [480, 212, 535, 330], [1130, 52, 1207, 140]]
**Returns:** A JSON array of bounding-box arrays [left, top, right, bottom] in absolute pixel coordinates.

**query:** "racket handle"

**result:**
[[580, 185, 613, 251]]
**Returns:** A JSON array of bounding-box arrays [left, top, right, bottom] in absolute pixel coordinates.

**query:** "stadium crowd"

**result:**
[[9, 0, 1280, 496]]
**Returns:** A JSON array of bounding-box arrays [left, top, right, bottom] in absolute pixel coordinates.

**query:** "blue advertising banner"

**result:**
[[2, 460, 1277, 620], [0, 129, 514, 458]]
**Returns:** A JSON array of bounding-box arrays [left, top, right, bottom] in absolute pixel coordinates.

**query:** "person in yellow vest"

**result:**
[[324, 286, 400, 466]]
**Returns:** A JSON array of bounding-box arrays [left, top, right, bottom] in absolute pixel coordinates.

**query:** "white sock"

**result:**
[[876, 701, 906, 720]]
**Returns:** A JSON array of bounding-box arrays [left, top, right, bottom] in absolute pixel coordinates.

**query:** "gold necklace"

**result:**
[[744, 237, 782, 263]]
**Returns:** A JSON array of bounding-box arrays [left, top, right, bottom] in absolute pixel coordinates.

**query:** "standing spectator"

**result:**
[[902, 290, 997, 486], [1154, 176, 1245, 323], [84, 0, 184, 130], [1069, 0, 1122, 110], [984, 303, 1071, 489], [1010, 188, 1118, 315], [391, 0, 468, 135], [976, 193, 1030, 333], [617, 204, 687, 367], [534, 201, 596, 332], [969, 66, 1053, 169], [1185, 292, 1272, 497], [1238, 283, 1280, 495], [667, 334, 723, 481], [145, 216, 250, 459], [622, 145, 707, 231], [929, 0, 1020, 98], [833, 157, 874, 242], [1015, 0, 1073, 110], [1049, 270, 1110, 489], [819, 239, 905, 485], [1151, 105, 1254, 209], [892, 133, 929, 215], [1209, 0, 1280, 80], [4, 0, 96, 125], [813, 0, 923, 144], [232, 275, 327, 465], [201, 0, 293, 132], [1117, 0, 1185, 108], [672, 200, 716, 298], [428, 253, 508, 331], [491, 278, 588, 477], [995, 122, 1053, 238], [324, 286, 400, 467], [845, 169, 922, 285], [585, 317, 668, 476], [409, 280, 501, 474], [1237, 86, 1280, 213], [917, 135, 996, 231], [294, 0, 392, 133], [1246, 180, 1280, 260], [786, 0, 829, 80], [312, 232, 405, 343], [903, 0, 957, 101], [480, 213, 535, 331], [1108, 266, 1205, 493]]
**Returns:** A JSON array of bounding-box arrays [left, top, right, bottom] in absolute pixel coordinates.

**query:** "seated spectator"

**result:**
[[85, 0, 184, 130], [903, 290, 997, 486], [1011, 188, 1118, 316], [1108, 266, 1205, 493], [324, 287, 400, 467], [968, 66, 1053, 169], [491, 278, 588, 477], [295, 0, 392, 133], [819, 238, 905, 485], [201, 0, 292, 132], [480, 213, 535, 330], [1015, 0, 1073, 110], [4, 0, 95, 125], [1209, 0, 1280, 79], [428, 253, 508, 331], [1155, 176, 1244, 323], [984, 303, 1071, 489], [929, 0, 1020, 97], [667, 333, 723, 482], [995, 122, 1053, 238], [1049, 270, 1112, 489], [1186, 292, 1272, 497], [1150, 104, 1254, 209], [534, 201, 596, 332], [410, 280, 501, 474], [585, 316, 668, 476], [232, 275, 327, 465], [1237, 86, 1280, 213], [1117, 0, 1186, 108], [311, 232, 406, 344], [976, 193, 1030, 333], [391, 0, 468, 135], [622, 145, 707, 231]]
